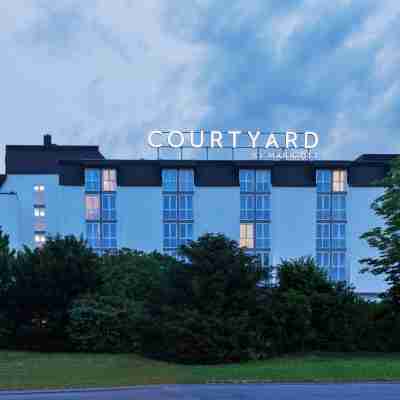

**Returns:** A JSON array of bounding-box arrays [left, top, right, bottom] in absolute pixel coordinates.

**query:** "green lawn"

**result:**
[[1, 352, 400, 389]]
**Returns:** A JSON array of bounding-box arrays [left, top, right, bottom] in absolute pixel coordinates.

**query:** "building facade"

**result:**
[[0, 135, 396, 298]]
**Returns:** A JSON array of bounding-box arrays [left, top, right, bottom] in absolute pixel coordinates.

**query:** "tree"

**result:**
[[8, 235, 101, 349], [360, 157, 400, 305], [140, 234, 266, 363]]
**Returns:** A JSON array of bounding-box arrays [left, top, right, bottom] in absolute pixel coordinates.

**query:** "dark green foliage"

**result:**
[[140, 234, 265, 363], [6, 235, 101, 349], [68, 250, 169, 352], [361, 157, 400, 305]]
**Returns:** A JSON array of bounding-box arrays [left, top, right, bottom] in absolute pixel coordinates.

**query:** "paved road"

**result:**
[[1, 384, 400, 400]]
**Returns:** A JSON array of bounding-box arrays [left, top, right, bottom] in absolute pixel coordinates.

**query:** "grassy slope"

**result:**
[[1, 352, 400, 389]]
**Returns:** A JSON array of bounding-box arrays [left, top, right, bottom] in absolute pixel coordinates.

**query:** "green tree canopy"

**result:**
[[361, 157, 400, 304]]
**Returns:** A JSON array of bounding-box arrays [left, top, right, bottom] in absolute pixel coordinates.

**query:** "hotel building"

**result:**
[[0, 135, 396, 298]]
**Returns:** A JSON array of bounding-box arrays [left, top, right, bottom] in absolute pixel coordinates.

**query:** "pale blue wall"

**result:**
[[117, 187, 163, 252], [0, 194, 20, 249], [195, 187, 240, 242], [272, 188, 316, 265], [348, 187, 387, 294]]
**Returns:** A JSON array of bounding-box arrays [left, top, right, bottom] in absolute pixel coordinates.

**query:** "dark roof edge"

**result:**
[[6, 145, 101, 151]]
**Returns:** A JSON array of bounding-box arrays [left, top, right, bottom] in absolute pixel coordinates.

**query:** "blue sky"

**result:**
[[0, 0, 399, 170]]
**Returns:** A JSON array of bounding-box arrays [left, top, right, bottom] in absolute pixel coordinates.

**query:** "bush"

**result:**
[[68, 250, 170, 352]]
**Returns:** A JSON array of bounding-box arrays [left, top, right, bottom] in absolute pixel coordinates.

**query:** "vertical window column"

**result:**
[[33, 184, 46, 247], [85, 168, 117, 254], [239, 169, 272, 279], [316, 169, 347, 281], [162, 169, 194, 257]]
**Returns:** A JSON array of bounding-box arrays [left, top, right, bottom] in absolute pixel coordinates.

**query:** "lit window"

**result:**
[[317, 223, 330, 249], [163, 195, 177, 220], [102, 193, 116, 221], [317, 194, 331, 221], [178, 195, 193, 220], [162, 170, 178, 192], [86, 222, 101, 249], [34, 185, 45, 192], [316, 170, 332, 193], [85, 169, 101, 192], [103, 169, 117, 192], [333, 170, 347, 192], [255, 223, 270, 249], [332, 194, 346, 221], [102, 222, 117, 249], [331, 252, 346, 281], [240, 195, 255, 220], [239, 170, 255, 192], [163, 223, 178, 249], [34, 233, 46, 246], [240, 223, 254, 249], [85, 195, 100, 220], [256, 170, 271, 193], [178, 223, 193, 246], [255, 194, 271, 220], [179, 170, 194, 192], [332, 223, 346, 250], [34, 206, 46, 217]]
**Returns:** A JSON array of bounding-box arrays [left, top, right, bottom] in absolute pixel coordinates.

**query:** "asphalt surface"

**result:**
[[1, 384, 400, 400]]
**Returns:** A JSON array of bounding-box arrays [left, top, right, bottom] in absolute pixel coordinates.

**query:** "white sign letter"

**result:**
[[228, 130, 241, 148], [247, 130, 261, 148], [211, 130, 223, 148], [265, 133, 279, 149], [304, 131, 319, 149], [190, 129, 204, 148], [167, 130, 185, 148], [148, 130, 162, 148], [285, 131, 298, 148]]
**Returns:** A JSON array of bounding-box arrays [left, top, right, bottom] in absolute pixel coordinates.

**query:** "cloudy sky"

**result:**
[[0, 0, 399, 170]]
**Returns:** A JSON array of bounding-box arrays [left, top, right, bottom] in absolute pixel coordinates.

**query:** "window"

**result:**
[[256, 170, 271, 193], [332, 194, 346, 221], [86, 222, 101, 249], [103, 169, 117, 192], [333, 170, 347, 192], [240, 195, 254, 220], [103, 222, 117, 249], [332, 223, 346, 250], [240, 223, 254, 249], [162, 169, 195, 256], [179, 170, 194, 192], [316, 251, 330, 269], [316, 170, 331, 193], [178, 223, 193, 246], [164, 223, 178, 249], [255, 223, 270, 249], [34, 184, 45, 205], [163, 195, 177, 220], [255, 194, 271, 220], [85, 169, 101, 192], [317, 194, 331, 221], [162, 169, 178, 192], [85, 195, 100, 220], [331, 252, 346, 281], [239, 170, 255, 192], [34, 206, 45, 217], [178, 195, 193, 220], [102, 193, 116, 221], [256, 251, 270, 268], [317, 223, 330, 249], [34, 233, 46, 246]]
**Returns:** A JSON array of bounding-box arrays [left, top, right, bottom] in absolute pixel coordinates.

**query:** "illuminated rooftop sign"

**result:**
[[147, 130, 319, 160]]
